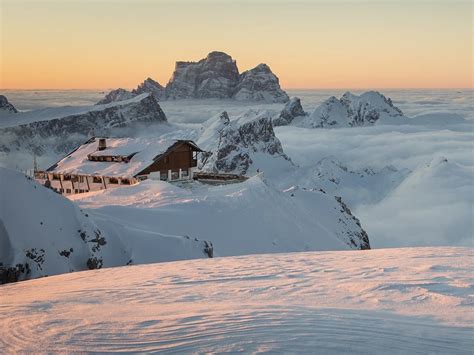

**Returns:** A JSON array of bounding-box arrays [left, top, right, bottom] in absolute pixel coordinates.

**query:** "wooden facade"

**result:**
[[35, 139, 204, 195], [137, 141, 199, 176]]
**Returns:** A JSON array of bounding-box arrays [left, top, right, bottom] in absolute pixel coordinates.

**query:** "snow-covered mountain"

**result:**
[[0, 95, 18, 114], [273, 97, 306, 126], [96, 88, 135, 105], [281, 157, 411, 207], [293, 91, 405, 128], [233, 63, 289, 103], [0, 93, 167, 162], [0, 167, 212, 284], [132, 77, 165, 100], [2, 247, 471, 353], [97, 51, 289, 103], [357, 156, 474, 247], [198, 110, 293, 175]]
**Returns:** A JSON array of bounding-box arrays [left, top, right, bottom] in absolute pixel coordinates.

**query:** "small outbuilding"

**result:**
[[35, 137, 205, 195]]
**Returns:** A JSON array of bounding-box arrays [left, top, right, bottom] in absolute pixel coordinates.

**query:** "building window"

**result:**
[[52, 174, 60, 180], [109, 177, 119, 184], [93, 176, 102, 183], [66, 189, 71, 194], [121, 178, 130, 185]]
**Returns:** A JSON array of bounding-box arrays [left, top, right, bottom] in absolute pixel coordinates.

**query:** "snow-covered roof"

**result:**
[[46, 137, 200, 177]]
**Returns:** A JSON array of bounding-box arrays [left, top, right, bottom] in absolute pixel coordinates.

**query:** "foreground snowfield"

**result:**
[[1, 247, 472, 353]]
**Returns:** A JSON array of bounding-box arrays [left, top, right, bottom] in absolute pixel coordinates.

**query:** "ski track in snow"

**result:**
[[1, 247, 473, 353]]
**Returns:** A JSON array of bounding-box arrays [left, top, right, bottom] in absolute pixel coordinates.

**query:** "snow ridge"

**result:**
[[294, 91, 405, 128], [0, 93, 167, 161], [0, 167, 212, 284], [198, 109, 293, 175]]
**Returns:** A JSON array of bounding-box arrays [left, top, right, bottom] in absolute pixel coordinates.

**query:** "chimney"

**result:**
[[98, 138, 107, 151]]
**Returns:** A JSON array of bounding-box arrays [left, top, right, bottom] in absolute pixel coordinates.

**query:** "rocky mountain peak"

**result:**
[[96, 88, 135, 105], [0, 95, 18, 113], [166, 51, 240, 99], [273, 97, 306, 126], [198, 109, 292, 175], [98, 52, 288, 103], [219, 111, 230, 125], [233, 63, 289, 103], [296, 91, 405, 128], [133, 77, 165, 100]]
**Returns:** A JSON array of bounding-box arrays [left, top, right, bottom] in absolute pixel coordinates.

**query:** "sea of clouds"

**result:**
[[2, 89, 473, 248]]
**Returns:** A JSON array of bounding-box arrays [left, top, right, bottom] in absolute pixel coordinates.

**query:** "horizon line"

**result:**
[[1, 87, 473, 91]]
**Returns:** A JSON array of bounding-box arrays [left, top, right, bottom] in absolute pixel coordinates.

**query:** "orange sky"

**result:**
[[1, 0, 472, 89]]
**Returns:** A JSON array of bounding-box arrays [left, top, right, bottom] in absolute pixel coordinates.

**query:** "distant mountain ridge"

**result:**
[[98, 51, 289, 104], [287, 91, 406, 128], [0, 95, 18, 113]]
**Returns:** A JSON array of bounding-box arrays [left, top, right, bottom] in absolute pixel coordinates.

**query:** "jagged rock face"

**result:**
[[0, 94, 167, 157], [273, 97, 306, 126], [341, 91, 404, 126], [133, 77, 165, 100], [334, 196, 371, 249], [198, 110, 292, 175], [96, 88, 135, 105], [300, 91, 405, 128], [233, 64, 289, 103], [166, 51, 240, 99], [96, 52, 289, 103], [0, 95, 18, 113]]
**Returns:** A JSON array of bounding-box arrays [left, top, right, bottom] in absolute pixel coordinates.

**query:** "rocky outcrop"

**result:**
[[273, 97, 306, 126], [0, 95, 18, 113], [97, 51, 288, 103], [198, 109, 292, 175], [96, 88, 135, 105], [133, 77, 165, 100], [166, 51, 240, 99], [298, 91, 405, 128], [233, 64, 289, 103], [0, 94, 167, 157], [341, 91, 404, 125], [334, 196, 371, 249]]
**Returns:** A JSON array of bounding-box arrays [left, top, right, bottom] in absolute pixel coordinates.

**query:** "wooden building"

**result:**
[[35, 137, 204, 195]]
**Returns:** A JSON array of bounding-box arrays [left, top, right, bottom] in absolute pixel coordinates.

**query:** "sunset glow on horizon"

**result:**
[[1, 0, 472, 90]]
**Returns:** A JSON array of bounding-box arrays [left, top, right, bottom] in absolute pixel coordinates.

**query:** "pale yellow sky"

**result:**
[[1, 0, 472, 89]]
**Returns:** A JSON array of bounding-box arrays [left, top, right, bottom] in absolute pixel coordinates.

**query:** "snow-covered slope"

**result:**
[[357, 157, 474, 248], [280, 157, 411, 207], [71, 175, 370, 255], [0, 93, 168, 167], [0, 168, 212, 283], [233, 63, 289, 103], [295, 91, 406, 128], [198, 110, 293, 175], [0, 247, 471, 353]]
